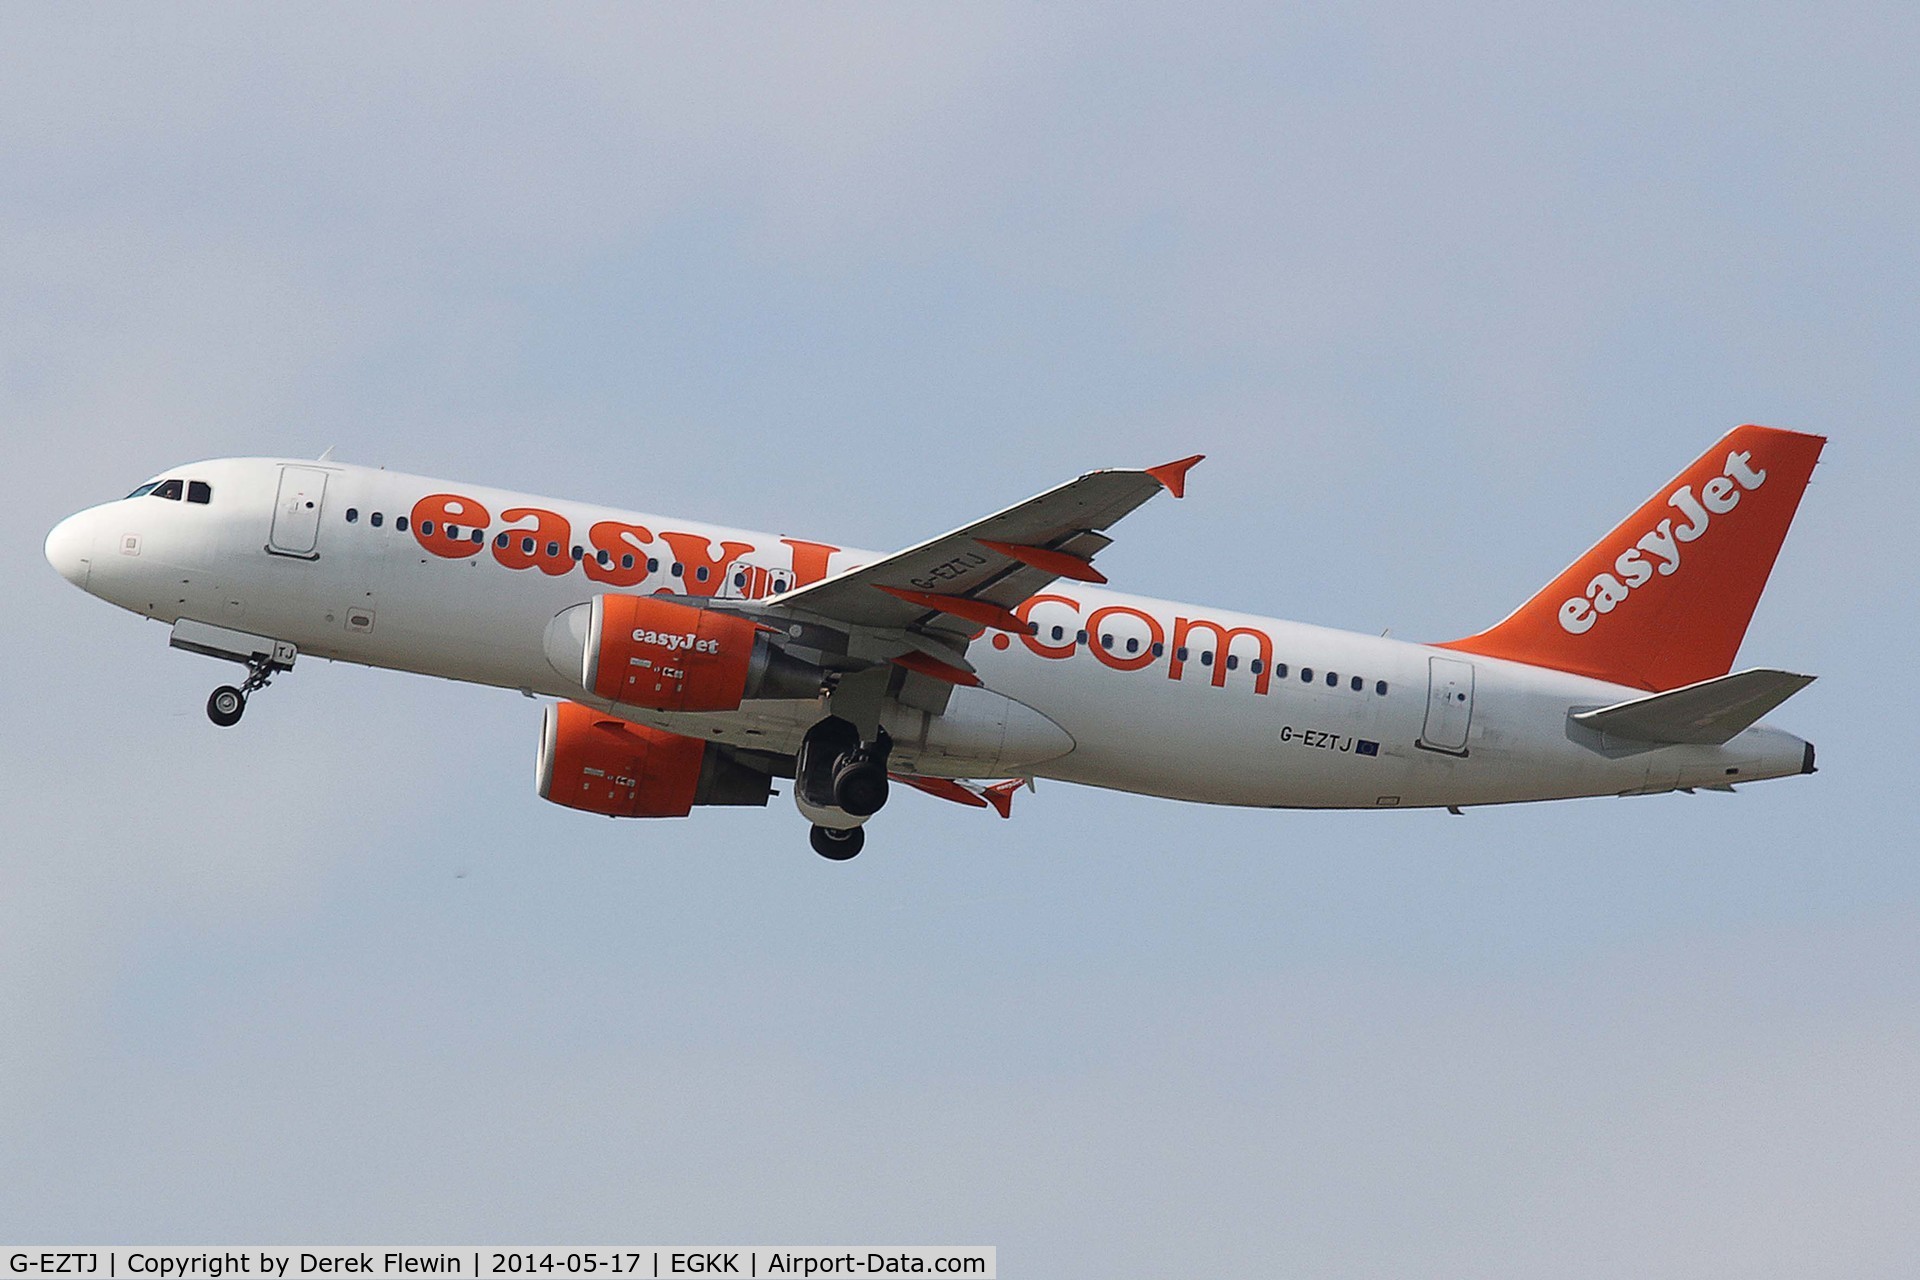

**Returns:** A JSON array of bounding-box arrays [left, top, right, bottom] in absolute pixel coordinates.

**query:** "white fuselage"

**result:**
[[45, 457, 1813, 811]]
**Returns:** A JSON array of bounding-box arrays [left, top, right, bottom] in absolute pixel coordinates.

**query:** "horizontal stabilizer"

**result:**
[[1571, 668, 1815, 745]]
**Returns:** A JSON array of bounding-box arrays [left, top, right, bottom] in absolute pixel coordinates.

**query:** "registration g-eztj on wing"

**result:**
[[45, 425, 1824, 858]]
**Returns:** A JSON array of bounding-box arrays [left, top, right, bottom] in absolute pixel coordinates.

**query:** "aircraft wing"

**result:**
[[763, 455, 1203, 648]]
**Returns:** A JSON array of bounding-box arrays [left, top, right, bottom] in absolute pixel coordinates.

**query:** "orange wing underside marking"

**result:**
[[889, 650, 981, 686], [890, 773, 1022, 818], [876, 585, 1028, 633], [977, 539, 1108, 583]]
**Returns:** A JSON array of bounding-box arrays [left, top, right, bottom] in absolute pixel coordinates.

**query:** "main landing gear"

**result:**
[[795, 715, 891, 860], [809, 825, 865, 860], [205, 653, 281, 728]]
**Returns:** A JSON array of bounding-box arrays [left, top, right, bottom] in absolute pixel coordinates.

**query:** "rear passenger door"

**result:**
[[1419, 655, 1474, 755]]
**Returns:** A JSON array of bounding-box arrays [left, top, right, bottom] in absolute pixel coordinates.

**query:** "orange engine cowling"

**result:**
[[536, 700, 772, 817], [582, 594, 822, 712]]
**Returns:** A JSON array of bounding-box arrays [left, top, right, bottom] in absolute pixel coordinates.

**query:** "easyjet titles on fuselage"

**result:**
[[404, 494, 1305, 700]]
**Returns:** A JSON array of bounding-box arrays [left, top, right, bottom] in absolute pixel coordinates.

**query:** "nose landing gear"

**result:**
[[207, 685, 245, 727], [205, 652, 284, 727], [171, 622, 298, 729]]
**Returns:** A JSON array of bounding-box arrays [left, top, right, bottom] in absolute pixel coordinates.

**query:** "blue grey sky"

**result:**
[[2, 4, 1915, 1274]]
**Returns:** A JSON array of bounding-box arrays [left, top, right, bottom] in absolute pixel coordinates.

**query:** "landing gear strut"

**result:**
[[205, 653, 281, 728]]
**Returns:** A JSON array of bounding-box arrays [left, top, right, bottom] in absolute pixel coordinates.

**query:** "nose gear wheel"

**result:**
[[204, 653, 282, 727]]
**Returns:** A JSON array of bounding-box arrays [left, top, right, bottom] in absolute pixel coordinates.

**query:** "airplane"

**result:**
[[43, 424, 1823, 859]]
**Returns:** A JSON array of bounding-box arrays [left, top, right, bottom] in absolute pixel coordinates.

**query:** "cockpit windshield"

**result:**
[[124, 477, 209, 502]]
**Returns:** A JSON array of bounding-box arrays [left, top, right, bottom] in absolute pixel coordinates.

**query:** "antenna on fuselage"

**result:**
[[318, 446, 336, 462]]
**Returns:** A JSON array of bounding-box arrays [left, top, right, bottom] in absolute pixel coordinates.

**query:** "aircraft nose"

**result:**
[[45, 510, 94, 590]]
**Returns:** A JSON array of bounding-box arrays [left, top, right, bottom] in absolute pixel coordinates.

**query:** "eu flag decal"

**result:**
[[1357, 739, 1380, 757]]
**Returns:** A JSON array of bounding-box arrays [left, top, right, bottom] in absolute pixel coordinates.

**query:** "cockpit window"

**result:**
[[125, 482, 161, 499], [151, 479, 184, 500], [187, 480, 212, 504]]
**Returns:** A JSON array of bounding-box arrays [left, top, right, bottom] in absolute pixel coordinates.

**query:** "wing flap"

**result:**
[[1571, 668, 1815, 745]]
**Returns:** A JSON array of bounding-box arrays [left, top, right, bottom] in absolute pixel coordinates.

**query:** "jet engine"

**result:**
[[536, 700, 773, 817], [559, 595, 825, 713]]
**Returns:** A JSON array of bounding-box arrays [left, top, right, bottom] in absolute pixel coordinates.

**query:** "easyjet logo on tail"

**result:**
[[1439, 424, 1824, 693], [1558, 450, 1769, 635]]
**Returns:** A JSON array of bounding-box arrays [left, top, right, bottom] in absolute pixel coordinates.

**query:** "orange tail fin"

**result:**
[[1439, 425, 1824, 691]]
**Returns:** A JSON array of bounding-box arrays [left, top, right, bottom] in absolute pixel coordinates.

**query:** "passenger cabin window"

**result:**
[[346, 508, 359, 523], [370, 512, 383, 528], [1376, 680, 1388, 696], [152, 479, 183, 500], [187, 481, 212, 504], [1351, 676, 1363, 692], [395, 515, 408, 532]]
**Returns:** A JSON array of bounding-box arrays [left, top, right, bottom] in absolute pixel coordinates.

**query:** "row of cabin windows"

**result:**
[[1045, 624, 1389, 695], [340, 507, 732, 578], [128, 478, 213, 504]]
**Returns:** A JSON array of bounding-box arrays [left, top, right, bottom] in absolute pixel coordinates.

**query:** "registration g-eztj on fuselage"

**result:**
[[45, 426, 1823, 859]]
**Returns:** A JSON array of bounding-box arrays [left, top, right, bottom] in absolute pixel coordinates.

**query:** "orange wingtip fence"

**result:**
[[1146, 454, 1204, 499]]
